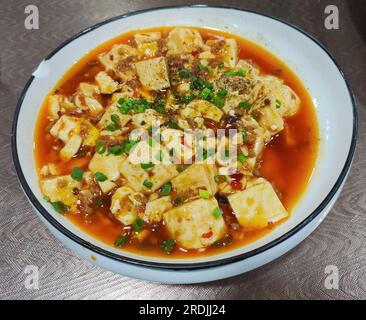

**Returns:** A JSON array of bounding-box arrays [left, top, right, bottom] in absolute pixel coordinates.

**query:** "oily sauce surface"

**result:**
[[34, 27, 318, 258]]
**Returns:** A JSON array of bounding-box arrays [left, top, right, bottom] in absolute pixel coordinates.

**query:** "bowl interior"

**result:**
[[14, 6, 355, 266]]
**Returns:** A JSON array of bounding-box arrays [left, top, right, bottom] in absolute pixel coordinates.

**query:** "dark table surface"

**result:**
[[1, 0, 366, 299]]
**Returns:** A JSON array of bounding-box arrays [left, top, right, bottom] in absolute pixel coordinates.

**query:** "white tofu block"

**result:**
[[132, 109, 165, 129], [277, 85, 301, 117], [258, 106, 284, 138], [110, 186, 139, 225], [224, 39, 238, 68], [144, 196, 173, 222], [163, 198, 227, 249], [40, 174, 90, 207], [166, 27, 204, 55], [236, 59, 260, 77], [97, 103, 131, 129], [98, 180, 117, 194], [228, 179, 288, 230], [74, 95, 104, 116], [171, 164, 218, 197], [206, 39, 238, 68], [77, 83, 100, 96], [137, 41, 159, 58], [135, 57, 170, 90], [48, 95, 60, 120], [50, 115, 99, 147], [40, 163, 59, 177], [50, 115, 79, 143], [111, 87, 134, 103], [186, 99, 223, 122], [95, 71, 120, 94], [98, 44, 137, 71], [120, 157, 178, 192], [59, 134, 82, 161], [134, 32, 161, 46], [88, 152, 126, 181]]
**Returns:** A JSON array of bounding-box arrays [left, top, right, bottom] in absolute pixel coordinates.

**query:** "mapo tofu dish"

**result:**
[[35, 27, 318, 257]]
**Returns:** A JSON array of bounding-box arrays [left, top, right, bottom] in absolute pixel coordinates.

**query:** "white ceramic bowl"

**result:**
[[12, 5, 357, 283]]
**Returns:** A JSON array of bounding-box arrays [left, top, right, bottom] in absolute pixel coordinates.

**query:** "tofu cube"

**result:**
[[277, 85, 301, 117], [206, 39, 237, 68], [41, 172, 92, 208], [171, 164, 218, 199], [48, 95, 60, 120], [88, 152, 126, 182], [135, 57, 170, 90], [110, 186, 143, 225], [144, 196, 173, 222], [163, 198, 227, 249], [227, 179, 288, 230], [236, 59, 260, 78], [134, 32, 161, 46], [186, 99, 223, 122], [120, 157, 178, 193], [132, 109, 165, 129], [95, 71, 120, 94], [98, 44, 137, 71], [77, 83, 100, 96], [258, 106, 284, 139], [166, 28, 204, 55], [97, 103, 131, 129], [50, 115, 79, 143], [59, 134, 82, 161]]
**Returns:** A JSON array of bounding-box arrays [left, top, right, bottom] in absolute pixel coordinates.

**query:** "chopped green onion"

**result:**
[[212, 95, 225, 108], [95, 198, 104, 207], [213, 207, 223, 218], [52, 201, 69, 213], [114, 235, 127, 247], [181, 94, 194, 104], [241, 130, 248, 137], [155, 105, 166, 114], [198, 63, 205, 71], [148, 136, 154, 147], [111, 114, 120, 124], [238, 154, 247, 163], [123, 139, 139, 154], [199, 189, 210, 199], [161, 239, 175, 254], [168, 119, 179, 129], [224, 149, 230, 159], [214, 175, 227, 183], [275, 99, 282, 109], [141, 162, 155, 170], [95, 172, 108, 182], [133, 218, 144, 232], [161, 183, 172, 196], [236, 69, 246, 77], [199, 87, 212, 100], [143, 179, 153, 189], [70, 167, 83, 182], [95, 140, 106, 154], [155, 150, 164, 161], [217, 88, 228, 98], [179, 68, 191, 78], [224, 70, 236, 76], [238, 100, 252, 110], [207, 65, 213, 73], [74, 150, 86, 158], [106, 123, 118, 132], [108, 145, 123, 156]]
